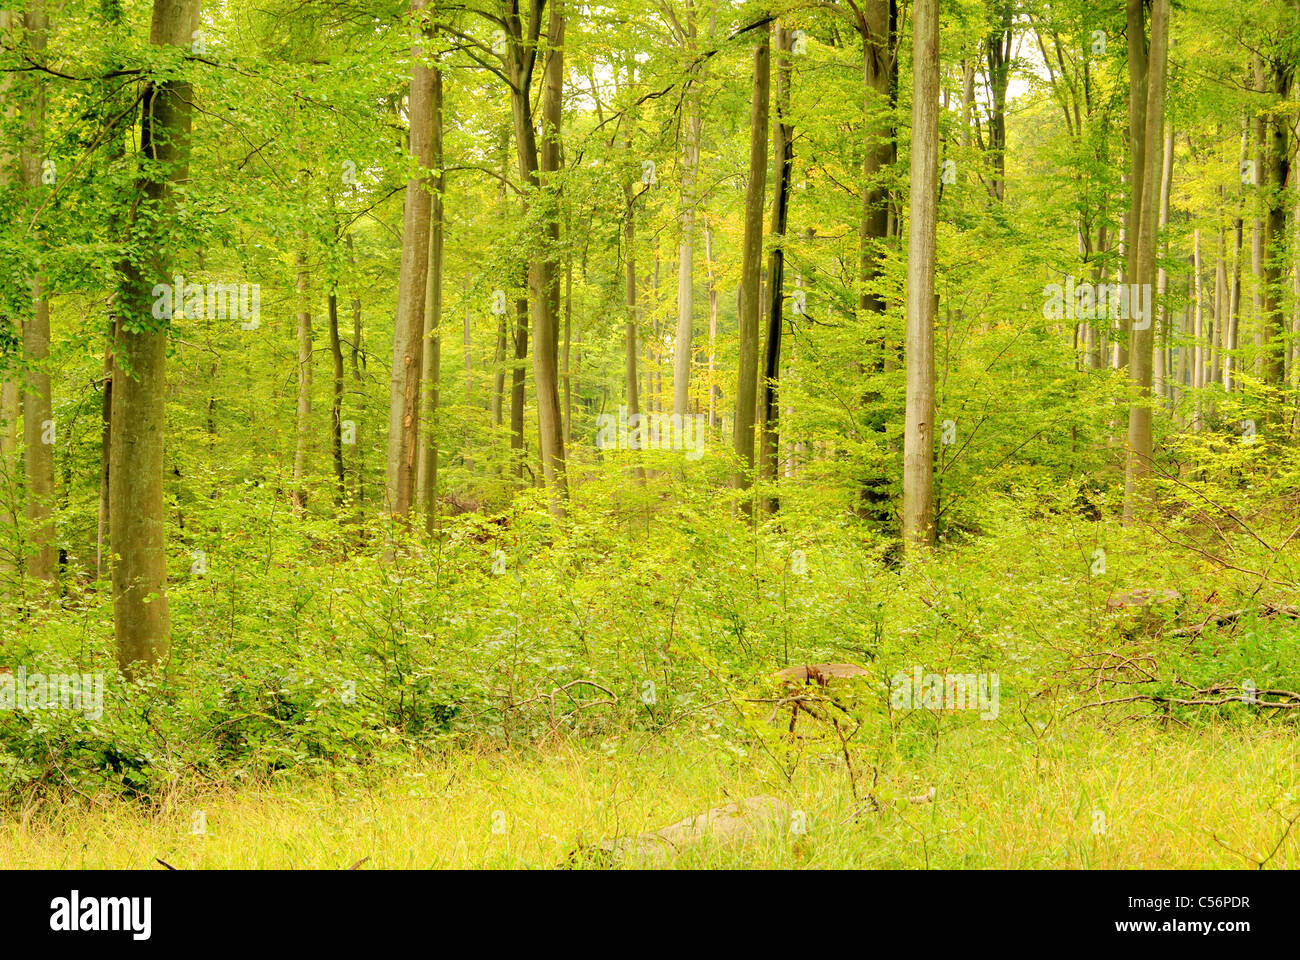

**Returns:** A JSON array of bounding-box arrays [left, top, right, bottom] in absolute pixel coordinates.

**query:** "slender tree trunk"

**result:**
[[733, 26, 770, 500], [1154, 123, 1173, 403], [672, 2, 702, 419], [385, 0, 435, 519], [95, 4, 132, 581], [623, 163, 644, 482], [1259, 52, 1294, 393], [19, 0, 55, 587], [492, 131, 509, 436], [1176, 269, 1191, 420], [531, 0, 567, 510], [511, 266, 527, 482], [1123, 0, 1168, 523], [1113, 0, 1148, 381], [328, 287, 344, 500], [1251, 56, 1267, 380], [1226, 121, 1247, 392], [984, 2, 1012, 201], [1113, 206, 1126, 371], [856, 0, 895, 522], [346, 233, 365, 504], [563, 257, 572, 446], [1124, 0, 1149, 302], [0, 11, 17, 560], [902, 0, 939, 552], [704, 219, 719, 433], [1292, 131, 1300, 430], [760, 24, 794, 514], [1227, 216, 1244, 391], [417, 63, 444, 532], [347, 232, 362, 378], [292, 244, 313, 509], [493, 312, 507, 429], [111, 0, 200, 677], [651, 255, 662, 414], [97, 333, 113, 579], [1089, 229, 1107, 370], [1193, 228, 1205, 399], [1211, 209, 1226, 386], [501, 0, 565, 505]]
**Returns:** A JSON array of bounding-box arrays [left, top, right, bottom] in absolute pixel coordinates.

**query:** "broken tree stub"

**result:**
[[1106, 588, 1181, 636], [773, 662, 870, 686]]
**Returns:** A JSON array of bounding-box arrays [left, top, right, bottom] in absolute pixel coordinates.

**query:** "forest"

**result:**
[[0, 0, 1297, 872]]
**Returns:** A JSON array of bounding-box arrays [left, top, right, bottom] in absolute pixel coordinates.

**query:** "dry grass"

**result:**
[[2, 719, 1296, 869]]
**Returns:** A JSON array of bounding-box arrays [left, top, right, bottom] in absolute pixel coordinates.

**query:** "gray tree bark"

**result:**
[[902, 0, 939, 552], [1123, 0, 1169, 523], [417, 63, 444, 532], [111, 0, 201, 676], [732, 26, 770, 501], [18, 0, 55, 587], [385, 0, 435, 519], [760, 24, 793, 514]]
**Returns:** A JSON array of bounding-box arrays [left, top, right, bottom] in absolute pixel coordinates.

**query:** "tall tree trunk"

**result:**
[[1193, 228, 1205, 405], [97, 334, 113, 579], [732, 25, 770, 500], [854, 0, 896, 522], [292, 243, 313, 509], [1119, 0, 1149, 376], [759, 24, 794, 514], [671, 1, 703, 419], [328, 287, 344, 500], [510, 267, 527, 481], [1251, 56, 1267, 380], [1292, 126, 1300, 430], [385, 0, 435, 519], [0, 10, 17, 562], [984, 1, 1012, 201], [501, 0, 565, 506], [1210, 209, 1226, 386], [346, 232, 363, 378], [1123, 0, 1168, 523], [492, 130, 509, 436], [1259, 51, 1294, 393], [111, 0, 200, 677], [1226, 121, 1247, 392], [563, 257, 572, 446], [95, 2, 132, 582], [531, 0, 567, 510], [623, 161, 644, 482], [1176, 269, 1191, 419], [417, 63, 444, 532], [902, 0, 939, 552], [1154, 123, 1173, 402], [493, 311, 507, 429], [18, 0, 54, 587], [704, 218, 719, 433]]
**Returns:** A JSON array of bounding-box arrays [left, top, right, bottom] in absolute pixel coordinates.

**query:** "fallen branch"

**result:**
[[1170, 602, 1300, 638], [1069, 685, 1300, 718]]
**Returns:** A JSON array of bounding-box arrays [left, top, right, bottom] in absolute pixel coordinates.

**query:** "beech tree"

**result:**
[[417, 62, 445, 531], [110, 0, 201, 676], [732, 21, 769, 502], [1123, 0, 1170, 523], [385, 0, 436, 521], [901, 0, 938, 553], [9, 2, 55, 587], [759, 22, 793, 514]]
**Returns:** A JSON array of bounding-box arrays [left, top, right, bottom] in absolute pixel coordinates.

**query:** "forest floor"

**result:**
[[3, 722, 1297, 868], [4, 491, 1299, 868]]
